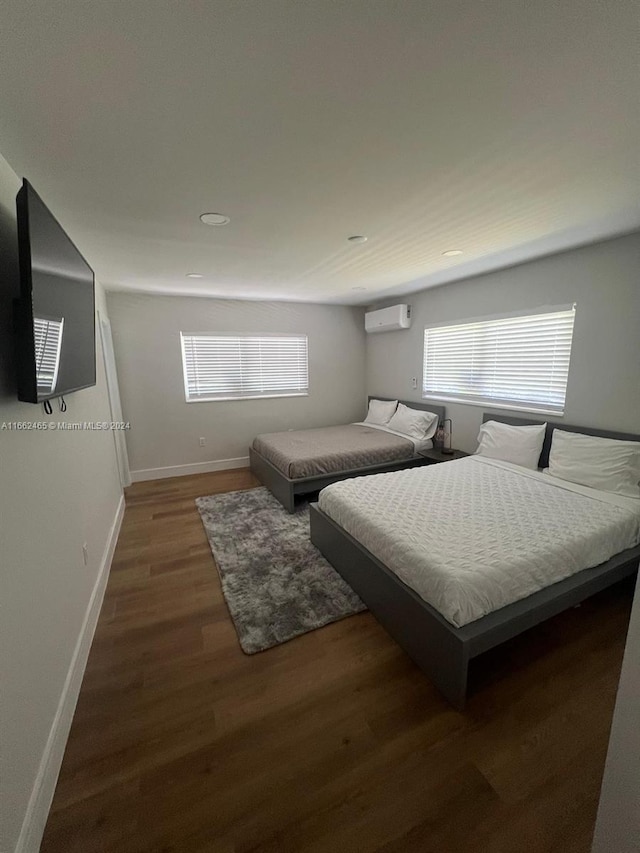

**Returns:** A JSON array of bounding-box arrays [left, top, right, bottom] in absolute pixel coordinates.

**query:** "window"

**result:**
[[34, 315, 64, 396], [422, 306, 576, 415], [180, 333, 309, 402]]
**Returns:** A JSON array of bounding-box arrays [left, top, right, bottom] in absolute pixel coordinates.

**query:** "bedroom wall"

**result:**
[[0, 152, 123, 852], [366, 232, 640, 451], [592, 572, 640, 853], [106, 292, 367, 479]]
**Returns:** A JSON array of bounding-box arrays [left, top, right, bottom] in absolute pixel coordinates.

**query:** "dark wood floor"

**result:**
[[41, 469, 632, 853]]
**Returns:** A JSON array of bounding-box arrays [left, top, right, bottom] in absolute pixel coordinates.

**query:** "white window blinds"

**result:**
[[34, 315, 64, 396], [180, 333, 309, 402], [423, 306, 576, 414]]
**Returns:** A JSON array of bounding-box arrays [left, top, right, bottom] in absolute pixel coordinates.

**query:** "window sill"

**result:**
[[421, 394, 565, 418], [186, 392, 309, 403]]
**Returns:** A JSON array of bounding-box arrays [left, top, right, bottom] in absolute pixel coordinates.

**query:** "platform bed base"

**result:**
[[309, 503, 640, 709], [249, 446, 429, 513]]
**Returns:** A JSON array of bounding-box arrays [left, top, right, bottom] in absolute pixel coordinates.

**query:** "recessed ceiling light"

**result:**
[[348, 235, 368, 244], [186, 273, 203, 279], [351, 286, 367, 291], [200, 212, 231, 226], [442, 249, 463, 257]]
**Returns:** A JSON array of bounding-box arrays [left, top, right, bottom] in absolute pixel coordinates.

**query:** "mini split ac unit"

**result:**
[[364, 304, 411, 334]]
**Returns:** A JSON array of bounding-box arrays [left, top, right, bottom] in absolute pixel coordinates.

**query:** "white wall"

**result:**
[[366, 233, 640, 450], [0, 153, 123, 851], [592, 573, 640, 853], [107, 292, 366, 478]]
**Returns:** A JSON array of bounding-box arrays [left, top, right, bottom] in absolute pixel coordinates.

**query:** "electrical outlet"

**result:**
[[411, 377, 417, 389], [82, 543, 88, 566], [199, 437, 206, 446]]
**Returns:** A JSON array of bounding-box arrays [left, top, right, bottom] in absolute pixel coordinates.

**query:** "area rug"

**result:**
[[196, 488, 366, 654]]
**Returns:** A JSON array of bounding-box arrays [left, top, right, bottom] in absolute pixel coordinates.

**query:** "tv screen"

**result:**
[[15, 180, 96, 403]]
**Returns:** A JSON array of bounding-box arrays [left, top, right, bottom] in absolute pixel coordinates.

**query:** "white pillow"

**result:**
[[545, 430, 640, 499], [475, 420, 546, 470], [387, 403, 439, 440], [364, 398, 398, 425]]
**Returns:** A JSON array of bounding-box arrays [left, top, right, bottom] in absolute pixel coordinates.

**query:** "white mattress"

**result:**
[[318, 456, 640, 628]]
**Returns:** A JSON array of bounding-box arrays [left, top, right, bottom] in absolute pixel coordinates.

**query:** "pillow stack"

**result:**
[[387, 403, 439, 441], [545, 430, 640, 499], [363, 399, 439, 441], [474, 420, 640, 498], [475, 420, 546, 470]]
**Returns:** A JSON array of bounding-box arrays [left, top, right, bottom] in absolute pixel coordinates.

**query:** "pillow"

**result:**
[[387, 403, 439, 440], [475, 420, 546, 470], [364, 398, 398, 426], [545, 430, 640, 499]]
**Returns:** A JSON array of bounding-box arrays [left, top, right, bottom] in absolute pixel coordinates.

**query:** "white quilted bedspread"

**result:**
[[318, 456, 640, 627]]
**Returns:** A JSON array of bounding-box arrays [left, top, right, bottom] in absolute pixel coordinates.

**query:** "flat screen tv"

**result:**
[[15, 179, 96, 403]]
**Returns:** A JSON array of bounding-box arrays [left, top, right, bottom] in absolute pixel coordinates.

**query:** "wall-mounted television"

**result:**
[[14, 179, 96, 403]]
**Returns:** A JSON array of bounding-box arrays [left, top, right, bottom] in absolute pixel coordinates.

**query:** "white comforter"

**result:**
[[318, 456, 640, 628]]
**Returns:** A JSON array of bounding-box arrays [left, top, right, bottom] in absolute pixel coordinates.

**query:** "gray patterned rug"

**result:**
[[196, 487, 366, 654]]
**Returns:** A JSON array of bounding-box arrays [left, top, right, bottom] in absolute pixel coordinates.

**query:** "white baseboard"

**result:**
[[130, 456, 250, 482], [15, 494, 125, 853]]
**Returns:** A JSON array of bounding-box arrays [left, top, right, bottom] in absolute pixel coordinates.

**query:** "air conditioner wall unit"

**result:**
[[364, 304, 411, 334]]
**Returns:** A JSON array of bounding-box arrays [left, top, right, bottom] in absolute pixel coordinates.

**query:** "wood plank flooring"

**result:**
[[40, 469, 633, 853]]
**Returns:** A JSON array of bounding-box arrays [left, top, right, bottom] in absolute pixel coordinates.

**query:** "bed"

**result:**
[[309, 415, 640, 708], [249, 398, 445, 513]]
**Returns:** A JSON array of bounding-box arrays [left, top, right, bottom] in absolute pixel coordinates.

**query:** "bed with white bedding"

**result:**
[[249, 398, 445, 513], [318, 456, 640, 628], [310, 414, 640, 708]]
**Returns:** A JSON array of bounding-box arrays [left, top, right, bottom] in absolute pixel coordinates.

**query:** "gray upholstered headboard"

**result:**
[[482, 413, 640, 469], [368, 396, 446, 425]]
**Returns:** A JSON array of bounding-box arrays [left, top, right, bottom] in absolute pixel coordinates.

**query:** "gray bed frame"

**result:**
[[310, 414, 640, 709], [250, 398, 445, 513]]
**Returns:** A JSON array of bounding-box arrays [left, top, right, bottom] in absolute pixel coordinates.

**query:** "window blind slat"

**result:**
[[34, 316, 64, 395], [423, 308, 575, 414], [180, 333, 309, 402]]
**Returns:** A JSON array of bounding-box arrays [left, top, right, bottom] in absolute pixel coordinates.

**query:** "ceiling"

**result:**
[[0, 0, 638, 305]]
